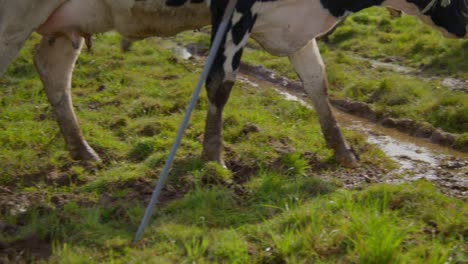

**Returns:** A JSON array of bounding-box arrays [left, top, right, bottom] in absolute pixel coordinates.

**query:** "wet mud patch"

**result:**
[[332, 99, 465, 152], [0, 186, 94, 224]]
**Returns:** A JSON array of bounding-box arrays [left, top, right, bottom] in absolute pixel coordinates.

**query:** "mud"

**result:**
[[0, 236, 52, 264], [235, 71, 468, 198], [0, 185, 96, 262], [97, 177, 186, 208]]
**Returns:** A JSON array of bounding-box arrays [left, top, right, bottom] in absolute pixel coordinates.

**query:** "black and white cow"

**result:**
[[1, 0, 466, 168]]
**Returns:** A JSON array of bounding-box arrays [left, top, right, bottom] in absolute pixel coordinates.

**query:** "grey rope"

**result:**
[[421, 0, 438, 13], [133, 0, 239, 243], [421, 0, 452, 14]]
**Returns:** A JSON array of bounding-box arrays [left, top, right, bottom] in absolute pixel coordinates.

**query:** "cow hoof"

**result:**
[[205, 159, 227, 169], [71, 144, 102, 165], [201, 154, 227, 169], [336, 151, 358, 168]]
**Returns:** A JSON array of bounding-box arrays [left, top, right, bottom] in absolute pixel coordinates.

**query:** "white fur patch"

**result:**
[[221, 2, 262, 81]]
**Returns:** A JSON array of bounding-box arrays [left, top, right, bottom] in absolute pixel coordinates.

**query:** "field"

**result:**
[[0, 8, 467, 263]]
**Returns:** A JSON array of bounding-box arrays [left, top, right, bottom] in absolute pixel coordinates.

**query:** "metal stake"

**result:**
[[133, 0, 238, 243]]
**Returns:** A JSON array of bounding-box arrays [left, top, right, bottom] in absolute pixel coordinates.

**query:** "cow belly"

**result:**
[[37, 0, 113, 37], [35, 0, 210, 41], [109, 0, 211, 39], [251, 0, 340, 56]]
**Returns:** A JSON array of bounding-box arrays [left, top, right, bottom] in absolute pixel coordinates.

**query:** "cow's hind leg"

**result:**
[[34, 36, 101, 163], [289, 40, 357, 167]]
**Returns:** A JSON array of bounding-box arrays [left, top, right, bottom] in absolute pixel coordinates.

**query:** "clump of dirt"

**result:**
[[0, 189, 43, 217], [240, 123, 260, 136], [302, 151, 331, 171], [225, 159, 258, 185], [0, 236, 52, 263], [332, 99, 379, 121], [98, 177, 187, 209], [6, 166, 94, 191], [199, 162, 233, 186]]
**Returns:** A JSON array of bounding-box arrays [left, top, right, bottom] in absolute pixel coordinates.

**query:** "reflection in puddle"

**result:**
[[272, 88, 440, 175], [339, 116, 439, 179]]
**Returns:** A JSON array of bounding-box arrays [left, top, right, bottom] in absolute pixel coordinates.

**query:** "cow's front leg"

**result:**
[[201, 43, 238, 166], [202, 71, 234, 166], [34, 36, 101, 163], [289, 40, 357, 167], [202, 2, 253, 166]]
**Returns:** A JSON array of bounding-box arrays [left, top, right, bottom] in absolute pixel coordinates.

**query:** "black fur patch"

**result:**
[[408, 0, 467, 37], [166, 0, 204, 7], [320, 0, 385, 17]]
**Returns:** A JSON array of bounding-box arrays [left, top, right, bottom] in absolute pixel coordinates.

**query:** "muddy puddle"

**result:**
[[159, 37, 467, 197], [236, 73, 467, 197]]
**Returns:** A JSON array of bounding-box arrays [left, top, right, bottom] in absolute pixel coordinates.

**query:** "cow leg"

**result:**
[[202, 2, 254, 166], [201, 31, 238, 166], [289, 39, 357, 167], [201, 71, 234, 166], [34, 36, 101, 163]]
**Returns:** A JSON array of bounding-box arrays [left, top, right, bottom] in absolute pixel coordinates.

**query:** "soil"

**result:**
[[0, 236, 51, 264]]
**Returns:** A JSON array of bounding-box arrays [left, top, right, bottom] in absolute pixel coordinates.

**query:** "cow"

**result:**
[[1, 0, 467, 168]]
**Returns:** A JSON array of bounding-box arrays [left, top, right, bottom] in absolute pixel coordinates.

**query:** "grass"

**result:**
[[35, 181, 465, 263], [328, 8, 468, 78], [0, 7, 467, 263]]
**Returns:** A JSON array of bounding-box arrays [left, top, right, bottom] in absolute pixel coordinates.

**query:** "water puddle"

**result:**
[[254, 78, 450, 173]]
